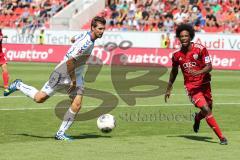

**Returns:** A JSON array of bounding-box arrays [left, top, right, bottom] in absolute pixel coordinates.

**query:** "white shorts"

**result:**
[[41, 75, 84, 97], [42, 61, 85, 96]]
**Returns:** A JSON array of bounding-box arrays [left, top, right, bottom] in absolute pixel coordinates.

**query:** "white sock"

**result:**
[[57, 108, 76, 135], [17, 82, 39, 99]]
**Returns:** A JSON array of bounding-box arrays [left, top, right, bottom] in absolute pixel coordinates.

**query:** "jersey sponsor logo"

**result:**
[[183, 62, 197, 68], [205, 56, 211, 63], [193, 54, 198, 60]]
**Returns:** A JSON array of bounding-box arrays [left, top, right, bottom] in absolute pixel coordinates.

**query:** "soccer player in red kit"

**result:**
[[0, 28, 9, 89], [164, 24, 227, 145]]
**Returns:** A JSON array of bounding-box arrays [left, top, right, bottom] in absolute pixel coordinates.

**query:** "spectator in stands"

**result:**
[[191, 6, 206, 30], [109, 0, 118, 25], [27, 17, 42, 36], [128, 0, 136, 17], [173, 5, 189, 25], [38, 27, 45, 45], [161, 34, 165, 48], [156, 14, 164, 31], [144, 0, 153, 8], [2, 0, 14, 15], [152, 0, 165, 14], [20, 7, 30, 24], [116, 9, 127, 26], [161, 33, 170, 48], [0, 1, 2, 12], [0, 0, 72, 29], [49, 0, 61, 16], [223, 7, 237, 24], [134, 6, 142, 24], [0, 0, 239, 33], [233, 20, 240, 33], [163, 14, 174, 32], [120, 0, 129, 12], [142, 5, 150, 21], [211, 1, 221, 14], [127, 16, 137, 30], [205, 7, 219, 28]]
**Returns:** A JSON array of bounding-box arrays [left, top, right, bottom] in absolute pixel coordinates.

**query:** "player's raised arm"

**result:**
[[164, 66, 178, 103]]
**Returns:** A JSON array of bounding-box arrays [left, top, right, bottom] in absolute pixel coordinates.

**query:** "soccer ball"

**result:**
[[97, 114, 116, 133]]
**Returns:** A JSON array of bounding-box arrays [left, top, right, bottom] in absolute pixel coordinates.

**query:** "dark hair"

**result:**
[[176, 24, 195, 40], [91, 16, 106, 28]]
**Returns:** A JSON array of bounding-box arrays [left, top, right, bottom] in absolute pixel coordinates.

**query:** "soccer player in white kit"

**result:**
[[4, 16, 106, 140]]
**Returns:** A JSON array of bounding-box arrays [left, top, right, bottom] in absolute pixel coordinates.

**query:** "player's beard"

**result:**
[[97, 33, 103, 38]]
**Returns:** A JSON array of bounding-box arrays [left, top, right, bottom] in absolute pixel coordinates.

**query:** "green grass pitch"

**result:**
[[0, 62, 240, 160]]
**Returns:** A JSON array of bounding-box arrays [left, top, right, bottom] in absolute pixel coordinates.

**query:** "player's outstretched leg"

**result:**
[[4, 79, 39, 99], [3, 79, 22, 96]]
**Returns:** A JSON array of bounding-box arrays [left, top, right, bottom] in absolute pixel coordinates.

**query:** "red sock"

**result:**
[[2, 71, 9, 88], [205, 114, 224, 140], [195, 111, 205, 122]]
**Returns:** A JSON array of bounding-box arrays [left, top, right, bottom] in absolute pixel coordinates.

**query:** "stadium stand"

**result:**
[[0, 0, 239, 33], [0, 0, 73, 30], [102, 0, 240, 33]]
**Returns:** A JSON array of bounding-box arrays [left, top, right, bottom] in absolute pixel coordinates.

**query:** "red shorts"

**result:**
[[0, 53, 7, 64], [186, 83, 212, 108]]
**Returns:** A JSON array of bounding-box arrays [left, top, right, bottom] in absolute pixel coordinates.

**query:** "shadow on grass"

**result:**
[[167, 135, 218, 144], [11, 133, 112, 140]]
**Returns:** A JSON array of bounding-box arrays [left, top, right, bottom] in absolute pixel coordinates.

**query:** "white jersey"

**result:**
[[41, 31, 95, 96], [64, 31, 95, 61]]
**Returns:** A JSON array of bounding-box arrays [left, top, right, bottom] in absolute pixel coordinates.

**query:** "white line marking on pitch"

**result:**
[[0, 102, 240, 111], [0, 93, 240, 99]]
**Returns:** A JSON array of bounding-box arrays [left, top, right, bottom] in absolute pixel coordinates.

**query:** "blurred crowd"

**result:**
[[1, 0, 239, 34], [0, 0, 73, 35], [103, 0, 240, 33]]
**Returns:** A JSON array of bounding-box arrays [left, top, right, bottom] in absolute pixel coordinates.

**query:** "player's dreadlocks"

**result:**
[[176, 24, 195, 40]]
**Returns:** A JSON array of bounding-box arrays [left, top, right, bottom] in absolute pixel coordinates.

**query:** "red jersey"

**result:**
[[0, 29, 3, 54], [172, 42, 211, 89]]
